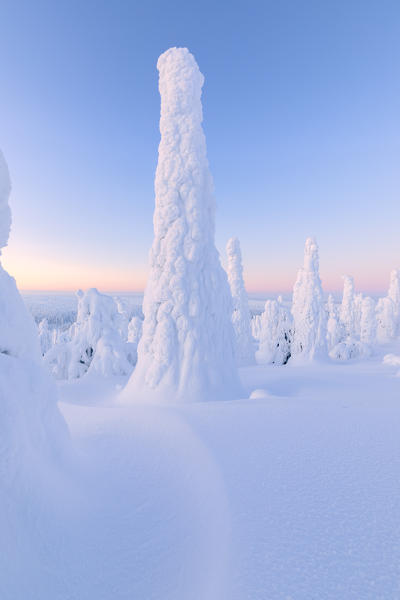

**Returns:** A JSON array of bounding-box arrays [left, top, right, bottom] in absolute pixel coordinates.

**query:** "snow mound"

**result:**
[[249, 388, 271, 399], [329, 339, 372, 361], [122, 47, 241, 403], [382, 353, 400, 367]]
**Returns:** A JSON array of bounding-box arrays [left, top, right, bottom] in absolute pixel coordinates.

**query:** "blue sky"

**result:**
[[0, 0, 399, 293]]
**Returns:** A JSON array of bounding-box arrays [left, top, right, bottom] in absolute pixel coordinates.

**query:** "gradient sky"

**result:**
[[0, 0, 399, 294]]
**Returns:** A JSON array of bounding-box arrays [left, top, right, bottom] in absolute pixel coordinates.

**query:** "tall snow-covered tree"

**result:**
[[226, 237, 254, 365], [339, 275, 356, 339], [122, 48, 241, 403], [291, 237, 327, 361]]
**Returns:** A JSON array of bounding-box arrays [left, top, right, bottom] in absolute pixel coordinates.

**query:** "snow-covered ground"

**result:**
[[3, 342, 399, 600]]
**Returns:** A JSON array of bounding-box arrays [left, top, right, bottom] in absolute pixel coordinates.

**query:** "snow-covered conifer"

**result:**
[[122, 48, 241, 402], [38, 318, 52, 356], [256, 298, 292, 365], [353, 292, 363, 339], [326, 294, 342, 350], [339, 275, 356, 339], [226, 237, 254, 365], [388, 269, 400, 336], [45, 288, 132, 379], [376, 296, 397, 343], [291, 237, 327, 360], [360, 296, 376, 346]]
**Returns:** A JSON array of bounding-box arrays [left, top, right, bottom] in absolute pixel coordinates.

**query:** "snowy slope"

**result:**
[[3, 347, 400, 599]]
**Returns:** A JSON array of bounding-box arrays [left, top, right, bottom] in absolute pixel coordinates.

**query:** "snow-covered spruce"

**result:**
[[376, 296, 397, 343], [122, 48, 241, 403], [326, 294, 342, 350], [256, 298, 292, 365], [329, 339, 371, 361], [226, 237, 254, 365], [38, 318, 52, 356], [388, 269, 400, 336], [0, 148, 67, 486], [360, 296, 376, 346], [291, 237, 327, 361], [339, 275, 356, 339], [45, 288, 134, 379]]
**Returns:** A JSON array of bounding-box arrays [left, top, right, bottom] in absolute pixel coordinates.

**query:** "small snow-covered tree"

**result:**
[[376, 296, 397, 343], [45, 288, 133, 379], [291, 237, 327, 361], [339, 275, 356, 339], [38, 318, 52, 356], [256, 298, 292, 365], [326, 294, 342, 350], [226, 237, 254, 365], [360, 296, 376, 346], [353, 292, 363, 339], [122, 48, 241, 403], [388, 269, 400, 336]]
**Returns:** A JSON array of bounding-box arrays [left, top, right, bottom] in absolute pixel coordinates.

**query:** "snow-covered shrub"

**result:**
[[45, 288, 133, 379], [326, 294, 342, 350], [291, 237, 327, 361], [360, 296, 376, 346], [256, 298, 292, 365], [339, 275, 356, 339], [122, 48, 241, 403], [0, 148, 67, 485], [376, 296, 397, 343], [226, 237, 254, 365], [329, 339, 371, 361]]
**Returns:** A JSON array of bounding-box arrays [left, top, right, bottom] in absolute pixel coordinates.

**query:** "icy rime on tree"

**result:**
[[226, 237, 254, 365], [340, 275, 356, 339], [123, 48, 241, 402], [291, 237, 327, 361]]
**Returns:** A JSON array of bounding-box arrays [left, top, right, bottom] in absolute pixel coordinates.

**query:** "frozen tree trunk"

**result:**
[[122, 48, 241, 403], [291, 237, 327, 361], [226, 237, 254, 365], [340, 275, 356, 339], [376, 297, 397, 343]]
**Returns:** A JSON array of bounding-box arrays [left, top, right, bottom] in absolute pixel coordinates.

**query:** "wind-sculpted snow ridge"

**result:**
[[45, 288, 135, 379], [122, 47, 241, 403], [291, 237, 327, 361], [226, 237, 254, 365]]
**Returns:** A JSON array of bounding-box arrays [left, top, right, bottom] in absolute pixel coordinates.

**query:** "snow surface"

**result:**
[[3, 345, 400, 599]]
